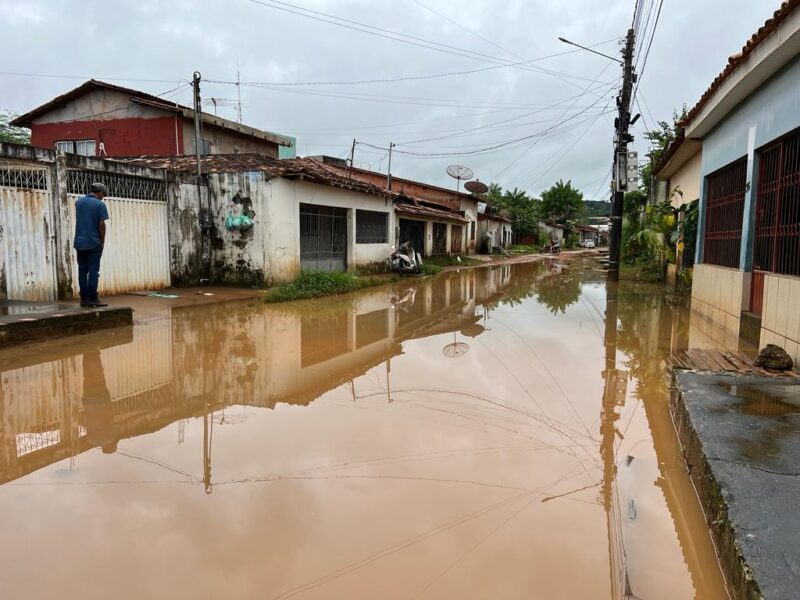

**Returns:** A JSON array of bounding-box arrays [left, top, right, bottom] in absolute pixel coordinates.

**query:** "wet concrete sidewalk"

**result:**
[[672, 371, 800, 599], [0, 299, 132, 348]]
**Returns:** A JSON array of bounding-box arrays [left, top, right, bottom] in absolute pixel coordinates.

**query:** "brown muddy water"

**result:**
[[0, 258, 728, 599]]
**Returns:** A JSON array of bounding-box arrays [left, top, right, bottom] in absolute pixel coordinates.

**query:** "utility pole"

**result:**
[[608, 28, 637, 282], [236, 68, 243, 123], [347, 138, 356, 179], [386, 142, 396, 191], [192, 71, 203, 181]]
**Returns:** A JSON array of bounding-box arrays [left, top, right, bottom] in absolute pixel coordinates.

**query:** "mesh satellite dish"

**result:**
[[464, 180, 488, 195], [446, 164, 474, 199], [446, 165, 474, 181]]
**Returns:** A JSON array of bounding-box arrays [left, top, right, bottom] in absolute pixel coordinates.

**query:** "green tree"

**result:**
[[540, 179, 584, 224], [639, 105, 687, 191], [0, 111, 31, 144], [482, 184, 541, 239]]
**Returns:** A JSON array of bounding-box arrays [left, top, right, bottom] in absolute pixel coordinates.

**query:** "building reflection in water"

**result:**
[[0, 264, 530, 487]]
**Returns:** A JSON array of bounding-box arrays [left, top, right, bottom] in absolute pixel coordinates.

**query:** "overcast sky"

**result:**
[[0, 0, 780, 199]]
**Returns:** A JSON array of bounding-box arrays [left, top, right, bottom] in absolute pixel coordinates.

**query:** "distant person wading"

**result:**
[[74, 182, 110, 307]]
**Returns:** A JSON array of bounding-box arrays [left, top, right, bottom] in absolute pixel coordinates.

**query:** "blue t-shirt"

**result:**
[[74, 195, 109, 250]]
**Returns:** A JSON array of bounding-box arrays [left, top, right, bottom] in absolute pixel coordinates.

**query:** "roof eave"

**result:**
[[654, 138, 702, 180], [683, 3, 800, 138]]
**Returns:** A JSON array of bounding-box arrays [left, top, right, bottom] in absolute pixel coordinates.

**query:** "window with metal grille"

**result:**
[[66, 169, 168, 201], [703, 158, 746, 268], [753, 128, 800, 277], [356, 209, 388, 244], [56, 139, 96, 156]]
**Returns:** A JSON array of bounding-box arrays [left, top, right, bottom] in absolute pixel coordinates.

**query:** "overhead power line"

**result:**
[[246, 0, 616, 88], [411, 0, 524, 60]]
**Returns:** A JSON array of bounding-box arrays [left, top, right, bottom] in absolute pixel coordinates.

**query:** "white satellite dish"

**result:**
[[446, 165, 474, 180], [446, 165, 474, 199]]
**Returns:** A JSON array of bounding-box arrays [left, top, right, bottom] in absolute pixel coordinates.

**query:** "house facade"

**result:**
[[11, 80, 295, 159], [311, 156, 480, 255], [680, 1, 800, 363]]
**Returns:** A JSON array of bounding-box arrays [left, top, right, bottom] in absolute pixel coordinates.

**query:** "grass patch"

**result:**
[[420, 264, 442, 276], [265, 270, 394, 303], [510, 244, 539, 255]]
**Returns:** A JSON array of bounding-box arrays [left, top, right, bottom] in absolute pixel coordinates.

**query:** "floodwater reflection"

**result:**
[[0, 259, 728, 599]]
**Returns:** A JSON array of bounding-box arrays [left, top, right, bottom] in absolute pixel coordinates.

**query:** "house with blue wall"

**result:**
[[678, 0, 800, 361]]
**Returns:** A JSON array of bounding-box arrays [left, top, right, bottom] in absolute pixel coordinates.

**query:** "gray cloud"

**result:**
[[0, 0, 778, 198]]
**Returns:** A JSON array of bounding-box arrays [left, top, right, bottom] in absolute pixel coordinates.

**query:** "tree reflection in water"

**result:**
[[535, 261, 582, 314]]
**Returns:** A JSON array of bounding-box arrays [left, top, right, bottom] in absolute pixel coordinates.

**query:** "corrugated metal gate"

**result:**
[[67, 169, 170, 297], [299, 203, 347, 272], [0, 166, 57, 301]]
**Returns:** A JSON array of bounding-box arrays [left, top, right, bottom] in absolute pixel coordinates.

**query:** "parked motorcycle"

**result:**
[[389, 242, 423, 275]]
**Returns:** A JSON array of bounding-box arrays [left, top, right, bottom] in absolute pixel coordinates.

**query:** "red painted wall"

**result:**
[[30, 116, 183, 157]]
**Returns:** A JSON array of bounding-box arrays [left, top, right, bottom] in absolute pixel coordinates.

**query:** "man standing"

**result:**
[[74, 182, 110, 307]]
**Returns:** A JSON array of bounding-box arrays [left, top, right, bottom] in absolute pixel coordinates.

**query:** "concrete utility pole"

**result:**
[[192, 71, 203, 180], [347, 138, 356, 179], [608, 28, 637, 282], [386, 142, 396, 191]]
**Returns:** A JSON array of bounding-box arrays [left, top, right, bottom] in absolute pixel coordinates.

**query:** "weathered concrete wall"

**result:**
[[760, 273, 800, 364], [690, 263, 745, 336], [204, 173, 395, 286], [181, 120, 279, 157], [169, 182, 206, 285], [478, 217, 512, 249]]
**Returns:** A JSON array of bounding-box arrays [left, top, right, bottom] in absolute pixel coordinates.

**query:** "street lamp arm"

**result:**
[[558, 37, 623, 64]]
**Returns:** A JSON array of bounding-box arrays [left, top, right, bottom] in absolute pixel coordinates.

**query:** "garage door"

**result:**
[[300, 204, 347, 272]]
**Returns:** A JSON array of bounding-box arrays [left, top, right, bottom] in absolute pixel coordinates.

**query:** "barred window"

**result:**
[[703, 158, 746, 268], [356, 209, 388, 244]]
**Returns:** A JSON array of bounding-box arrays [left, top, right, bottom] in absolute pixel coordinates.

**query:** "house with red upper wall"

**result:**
[[11, 79, 295, 159]]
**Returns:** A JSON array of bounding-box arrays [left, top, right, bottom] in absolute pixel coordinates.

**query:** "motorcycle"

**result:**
[[540, 243, 561, 256], [389, 242, 423, 276]]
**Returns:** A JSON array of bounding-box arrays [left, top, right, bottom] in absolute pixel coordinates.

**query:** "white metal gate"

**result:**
[[0, 167, 57, 301], [68, 194, 170, 297]]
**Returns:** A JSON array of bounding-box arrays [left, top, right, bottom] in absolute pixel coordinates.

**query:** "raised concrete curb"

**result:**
[[0, 301, 132, 348], [671, 370, 800, 600]]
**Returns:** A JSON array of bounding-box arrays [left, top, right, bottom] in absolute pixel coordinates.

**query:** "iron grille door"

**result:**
[[751, 129, 800, 314], [299, 203, 347, 272]]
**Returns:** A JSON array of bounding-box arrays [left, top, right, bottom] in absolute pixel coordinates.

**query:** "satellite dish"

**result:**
[[446, 165, 474, 180], [443, 341, 470, 358], [464, 180, 488, 195]]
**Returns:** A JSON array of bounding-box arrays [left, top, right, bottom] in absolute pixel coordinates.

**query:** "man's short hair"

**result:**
[[90, 182, 108, 195]]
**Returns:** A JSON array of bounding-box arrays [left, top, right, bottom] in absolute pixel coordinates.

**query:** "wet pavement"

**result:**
[[0, 299, 132, 348], [673, 372, 800, 599], [0, 258, 728, 599]]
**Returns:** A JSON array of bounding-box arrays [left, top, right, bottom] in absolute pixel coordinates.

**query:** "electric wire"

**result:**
[[245, 0, 614, 88]]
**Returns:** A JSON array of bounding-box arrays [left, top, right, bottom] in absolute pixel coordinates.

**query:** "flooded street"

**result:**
[[0, 258, 728, 599]]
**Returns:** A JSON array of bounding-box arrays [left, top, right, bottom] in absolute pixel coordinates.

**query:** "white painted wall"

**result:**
[[668, 150, 702, 207], [208, 173, 394, 284]]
